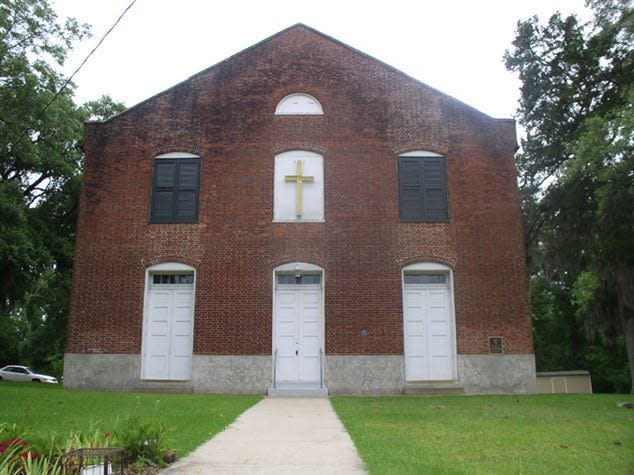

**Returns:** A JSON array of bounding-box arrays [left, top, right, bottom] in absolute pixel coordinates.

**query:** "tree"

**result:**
[[505, 0, 634, 392], [0, 0, 125, 373], [1, 0, 88, 315]]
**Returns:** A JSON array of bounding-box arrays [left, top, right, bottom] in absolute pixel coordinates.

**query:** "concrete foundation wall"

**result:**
[[63, 353, 536, 394], [191, 356, 270, 394], [457, 354, 536, 394], [326, 355, 404, 395], [63, 353, 140, 391]]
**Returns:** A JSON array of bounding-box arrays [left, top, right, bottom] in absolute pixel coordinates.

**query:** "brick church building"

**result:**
[[64, 24, 536, 395]]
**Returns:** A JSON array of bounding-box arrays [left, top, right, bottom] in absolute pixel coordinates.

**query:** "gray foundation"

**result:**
[[191, 355, 270, 393], [62, 353, 536, 394], [325, 355, 404, 394], [63, 353, 140, 391], [457, 354, 536, 394]]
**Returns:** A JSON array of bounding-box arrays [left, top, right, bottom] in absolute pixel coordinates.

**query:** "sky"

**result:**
[[53, 0, 592, 120]]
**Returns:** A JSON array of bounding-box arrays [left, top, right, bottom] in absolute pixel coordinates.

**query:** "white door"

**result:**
[[144, 281, 194, 380], [403, 283, 454, 381], [274, 286, 322, 384]]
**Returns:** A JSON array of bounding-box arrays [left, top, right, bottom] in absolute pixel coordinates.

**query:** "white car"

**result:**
[[0, 365, 58, 383]]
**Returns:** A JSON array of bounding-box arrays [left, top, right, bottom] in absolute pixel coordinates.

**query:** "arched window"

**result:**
[[149, 152, 200, 223], [397, 151, 449, 222], [275, 93, 323, 115]]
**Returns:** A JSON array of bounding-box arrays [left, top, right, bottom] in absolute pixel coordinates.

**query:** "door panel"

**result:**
[[404, 285, 454, 381], [145, 286, 194, 380], [274, 287, 323, 384]]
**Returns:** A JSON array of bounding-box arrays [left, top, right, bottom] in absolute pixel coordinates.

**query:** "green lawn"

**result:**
[[2, 384, 632, 474], [0, 382, 260, 458], [332, 394, 634, 475]]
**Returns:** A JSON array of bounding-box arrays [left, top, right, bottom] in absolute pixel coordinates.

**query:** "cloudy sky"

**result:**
[[53, 0, 591, 120]]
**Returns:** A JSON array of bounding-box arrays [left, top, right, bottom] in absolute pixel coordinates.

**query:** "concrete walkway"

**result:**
[[162, 397, 367, 474]]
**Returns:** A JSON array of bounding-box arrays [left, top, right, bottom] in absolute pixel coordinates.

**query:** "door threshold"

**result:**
[[268, 383, 328, 397]]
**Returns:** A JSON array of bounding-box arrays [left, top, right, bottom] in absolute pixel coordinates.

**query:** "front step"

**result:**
[[404, 382, 465, 395], [135, 380, 194, 393], [268, 384, 328, 397]]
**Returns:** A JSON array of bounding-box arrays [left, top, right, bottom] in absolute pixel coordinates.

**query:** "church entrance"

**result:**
[[272, 263, 325, 391], [402, 264, 456, 382], [142, 264, 195, 381]]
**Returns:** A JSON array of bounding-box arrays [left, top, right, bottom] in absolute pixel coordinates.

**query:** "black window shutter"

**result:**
[[150, 157, 200, 223], [175, 159, 200, 222], [421, 158, 448, 221], [398, 158, 423, 220], [398, 156, 448, 222]]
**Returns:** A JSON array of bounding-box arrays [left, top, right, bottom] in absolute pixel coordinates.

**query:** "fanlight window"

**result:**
[[277, 273, 322, 285], [152, 273, 194, 285], [275, 93, 323, 115], [403, 273, 447, 285]]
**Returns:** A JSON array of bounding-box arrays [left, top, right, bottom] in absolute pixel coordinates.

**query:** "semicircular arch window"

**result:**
[[275, 93, 323, 115]]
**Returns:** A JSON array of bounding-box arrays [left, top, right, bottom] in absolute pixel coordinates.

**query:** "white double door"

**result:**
[[143, 286, 194, 380], [403, 285, 455, 381], [274, 286, 323, 384]]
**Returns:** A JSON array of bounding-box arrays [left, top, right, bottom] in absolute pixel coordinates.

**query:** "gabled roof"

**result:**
[[95, 23, 507, 124]]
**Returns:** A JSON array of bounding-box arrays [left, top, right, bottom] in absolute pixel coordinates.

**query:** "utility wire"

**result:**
[[13, 0, 137, 147]]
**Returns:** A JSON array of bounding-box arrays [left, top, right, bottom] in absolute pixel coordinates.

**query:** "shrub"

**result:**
[[114, 415, 171, 467]]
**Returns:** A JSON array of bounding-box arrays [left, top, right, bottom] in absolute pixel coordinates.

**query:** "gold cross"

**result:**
[[284, 160, 314, 217]]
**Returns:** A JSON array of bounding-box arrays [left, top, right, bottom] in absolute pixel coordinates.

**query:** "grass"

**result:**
[[332, 394, 634, 475], [2, 384, 632, 473], [0, 381, 260, 458]]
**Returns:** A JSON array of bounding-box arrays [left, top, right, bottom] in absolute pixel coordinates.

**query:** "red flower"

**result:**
[[19, 451, 41, 461], [0, 438, 28, 453]]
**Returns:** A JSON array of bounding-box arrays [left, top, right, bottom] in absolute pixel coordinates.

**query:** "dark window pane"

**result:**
[[277, 274, 295, 285], [302, 274, 321, 284], [176, 274, 194, 284], [404, 273, 447, 284], [277, 274, 322, 285], [152, 273, 194, 285]]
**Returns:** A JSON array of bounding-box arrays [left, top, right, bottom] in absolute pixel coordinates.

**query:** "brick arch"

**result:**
[[142, 255, 202, 269], [272, 144, 327, 156], [397, 255, 457, 269], [268, 256, 327, 271]]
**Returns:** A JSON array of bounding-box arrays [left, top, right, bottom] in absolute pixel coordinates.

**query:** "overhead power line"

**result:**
[[13, 0, 138, 147]]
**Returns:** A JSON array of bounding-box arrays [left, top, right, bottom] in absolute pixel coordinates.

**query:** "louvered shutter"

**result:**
[[421, 157, 448, 221], [398, 158, 423, 220], [150, 157, 200, 223], [151, 160, 176, 222], [398, 156, 448, 222], [175, 159, 200, 222]]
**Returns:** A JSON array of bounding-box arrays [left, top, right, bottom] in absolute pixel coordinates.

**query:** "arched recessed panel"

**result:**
[[275, 93, 323, 115], [274, 150, 324, 222]]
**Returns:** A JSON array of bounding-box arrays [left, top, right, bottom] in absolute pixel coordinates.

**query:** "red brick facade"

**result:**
[[67, 25, 533, 363]]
